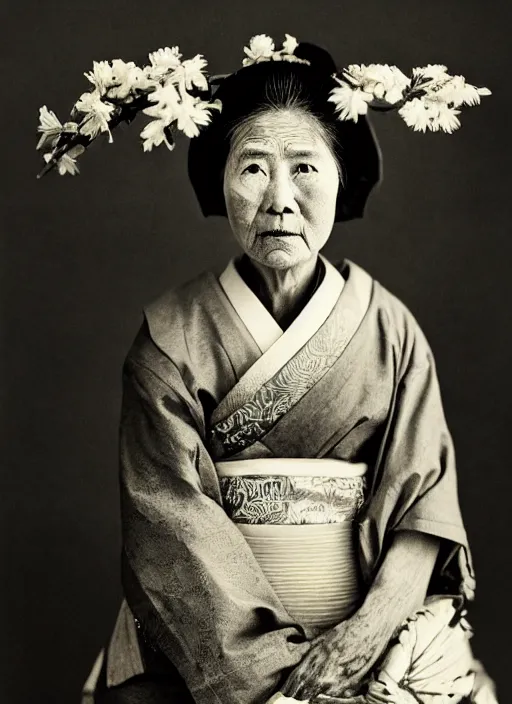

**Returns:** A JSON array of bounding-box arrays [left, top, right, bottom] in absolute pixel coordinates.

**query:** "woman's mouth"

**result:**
[[257, 229, 305, 240]]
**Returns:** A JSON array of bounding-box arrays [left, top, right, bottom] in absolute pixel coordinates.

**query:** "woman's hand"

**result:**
[[279, 530, 440, 702], [279, 609, 389, 700]]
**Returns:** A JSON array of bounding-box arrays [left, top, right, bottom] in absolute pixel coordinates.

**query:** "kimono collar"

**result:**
[[218, 254, 345, 354], [235, 254, 326, 331]]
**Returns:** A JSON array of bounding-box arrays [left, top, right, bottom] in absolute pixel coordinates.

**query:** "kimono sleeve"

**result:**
[[119, 347, 310, 704], [359, 315, 476, 602]]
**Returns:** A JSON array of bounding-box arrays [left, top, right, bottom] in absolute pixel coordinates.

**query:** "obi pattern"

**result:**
[[219, 474, 367, 525]]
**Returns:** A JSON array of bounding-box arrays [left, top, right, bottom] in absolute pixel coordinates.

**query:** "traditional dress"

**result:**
[[90, 256, 497, 704]]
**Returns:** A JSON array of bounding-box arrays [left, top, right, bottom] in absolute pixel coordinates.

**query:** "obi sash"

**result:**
[[216, 458, 368, 631]]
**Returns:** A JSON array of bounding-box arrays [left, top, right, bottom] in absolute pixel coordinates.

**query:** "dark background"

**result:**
[[1, 1, 510, 702]]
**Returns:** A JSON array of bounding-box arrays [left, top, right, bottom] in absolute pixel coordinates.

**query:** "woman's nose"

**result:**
[[265, 170, 296, 216]]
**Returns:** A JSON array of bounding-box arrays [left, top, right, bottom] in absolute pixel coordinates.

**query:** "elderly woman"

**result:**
[[69, 41, 496, 704]]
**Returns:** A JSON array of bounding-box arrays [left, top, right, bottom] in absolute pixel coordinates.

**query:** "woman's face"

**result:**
[[223, 108, 340, 270]]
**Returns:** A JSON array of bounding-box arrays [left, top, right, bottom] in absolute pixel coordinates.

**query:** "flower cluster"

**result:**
[[37, 34, 492, 177], [37, 47, 221, 177], [329, 62, 491, 133], [242, 34, 310, 66]]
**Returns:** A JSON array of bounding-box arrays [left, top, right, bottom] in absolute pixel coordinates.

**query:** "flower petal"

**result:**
[[329, 82, 372, 121], [181, 55, 209, 91], [282, 34, 298, 55], [398, 98, 431, 132], [243, 33, 275, 65], [140, 118, 174, 151], [38, 105, 62, 132], [147, 46, 182, 77]]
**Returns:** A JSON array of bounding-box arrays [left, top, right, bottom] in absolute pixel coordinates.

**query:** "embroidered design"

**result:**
[[209, 306, 358, 457], [220, 474, 366, 524]]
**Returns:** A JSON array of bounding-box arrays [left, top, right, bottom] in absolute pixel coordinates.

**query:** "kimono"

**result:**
[[96, 255, 494, 704]]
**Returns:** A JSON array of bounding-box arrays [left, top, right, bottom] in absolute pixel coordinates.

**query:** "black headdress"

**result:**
[[188, 42, 382, 223]]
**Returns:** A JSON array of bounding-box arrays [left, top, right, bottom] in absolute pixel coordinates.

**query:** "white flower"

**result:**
[[433, 102, 461, 132], [140, 119, 174, 152], [175, 93, 217, 138], [143, 80, 181, 122], [37, 107, 79, 153], [342, 64, 410, 105], [75, 90, 115, 141], [43, 144, 85, 176], [282, 34, 298, 55], [329, 78, 373, 121], [84, 61, 114, 96], [399, 95, 461, 133], [38, 105, 62, 132], [86, 59, 153, 99], [384, 66, 411, 103], [460, 83, 492, 107], [412, 64, 449, 82], [143, 73, 220, 142], [342, 63, 381, 90], [171, 54, 208, 90], [147, 46, 182, 78], [279, 34, 309, 64], [37, 106, 63, 150], [243, 34, 275, 66], [398, 97, 432, 132], [435, 74, 492, 107], [343, 63, 363, 83], [106, 59, 150, 99], [399, 66, 491, 132], [241, 33, 309, 67]]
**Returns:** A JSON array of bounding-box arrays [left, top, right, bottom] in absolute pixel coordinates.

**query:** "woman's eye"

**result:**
[[296, 163, 317, 175], [243, 164, 263, 175]]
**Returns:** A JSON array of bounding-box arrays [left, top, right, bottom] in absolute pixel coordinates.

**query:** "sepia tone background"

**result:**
[[1, 0, 510, 702]]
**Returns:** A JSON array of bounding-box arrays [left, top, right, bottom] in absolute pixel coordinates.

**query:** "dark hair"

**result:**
[[188, 42, 382, 222]]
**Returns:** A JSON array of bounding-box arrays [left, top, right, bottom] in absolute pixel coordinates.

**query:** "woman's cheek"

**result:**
[[239, 174, 267, 200], [297, 175, 329, 196], [227, 186, 259, 226], [298, 185, 337, 228], [311, 179, 338, 208], [297, 180, 330, 209]]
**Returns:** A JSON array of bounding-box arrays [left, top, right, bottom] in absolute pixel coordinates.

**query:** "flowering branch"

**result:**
[[242, 34, 310, 66], [37, 35, 492, 179], [329, 63, 491, 133], [36, 47, 221, 177]]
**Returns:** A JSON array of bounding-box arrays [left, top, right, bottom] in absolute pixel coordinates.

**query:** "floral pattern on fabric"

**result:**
[[220, 474, 367, 524], [209, 306, 360, 458]]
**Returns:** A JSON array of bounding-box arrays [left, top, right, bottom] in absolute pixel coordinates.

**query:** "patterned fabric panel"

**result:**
[[209, 304, 361, 458], [220, 474, 367, 525]]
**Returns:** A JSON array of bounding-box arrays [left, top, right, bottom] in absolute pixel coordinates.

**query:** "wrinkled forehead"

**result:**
[[228, 108, 336, 161]]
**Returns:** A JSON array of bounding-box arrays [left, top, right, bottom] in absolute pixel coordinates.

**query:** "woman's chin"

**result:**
[[257, 245, 311, 270]]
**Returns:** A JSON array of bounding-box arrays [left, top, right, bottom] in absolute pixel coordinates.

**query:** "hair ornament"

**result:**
[[36, 34, 491, 178], [242, 34, 310, 66], [36, 47, 221, 178], [330, 62, 491, 133]]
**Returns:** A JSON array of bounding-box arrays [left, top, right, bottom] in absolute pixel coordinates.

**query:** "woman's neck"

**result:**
[[240, 255, 320, 327]]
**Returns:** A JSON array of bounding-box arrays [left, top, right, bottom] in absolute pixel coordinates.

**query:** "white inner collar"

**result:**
[[218, 254, 344, 354]]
